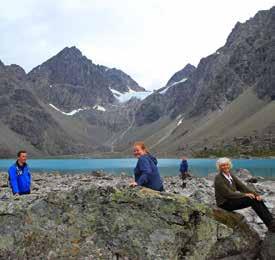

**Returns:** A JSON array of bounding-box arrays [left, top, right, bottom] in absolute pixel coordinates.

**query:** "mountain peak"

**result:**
[[166, 63, 196, 86], [183, 63, 196, 70], [56, 46, 84, 60]]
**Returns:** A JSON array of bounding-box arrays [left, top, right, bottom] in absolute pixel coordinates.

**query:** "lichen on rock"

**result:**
[[0, 173, 263, 259]]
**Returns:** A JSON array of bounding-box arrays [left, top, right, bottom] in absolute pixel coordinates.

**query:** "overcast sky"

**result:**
[[1, 0, 274, 90]]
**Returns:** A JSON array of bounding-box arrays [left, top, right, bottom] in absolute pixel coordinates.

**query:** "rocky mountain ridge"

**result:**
[[119, 6, 275, 157], [0, 47, 147, 157], [28, 46, 145, 112], [0, 6, 275, 157], [135, 6, 275, 124]]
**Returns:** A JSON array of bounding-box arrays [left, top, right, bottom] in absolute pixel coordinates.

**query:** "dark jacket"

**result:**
[[134, 154, 163, 191], [179, 160, 188, 173], [214, 172, 258, 206], [8, 162, 31, 195]]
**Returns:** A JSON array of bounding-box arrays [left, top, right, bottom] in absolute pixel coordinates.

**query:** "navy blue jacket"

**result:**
[[134, 154, 163, 191], [8, 162, 31, 195], [179, 160, 188, 173]]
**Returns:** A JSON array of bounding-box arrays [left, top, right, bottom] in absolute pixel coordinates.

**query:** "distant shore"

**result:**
[[1, 153, 275, 160]]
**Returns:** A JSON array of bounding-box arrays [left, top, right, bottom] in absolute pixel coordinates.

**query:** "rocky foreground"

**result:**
[[0, 170, 274, 259]]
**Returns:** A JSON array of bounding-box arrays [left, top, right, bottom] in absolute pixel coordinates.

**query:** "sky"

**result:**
[[0, 0, 274, 90]]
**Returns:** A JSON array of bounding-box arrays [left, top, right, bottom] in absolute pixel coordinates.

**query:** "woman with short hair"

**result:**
[[214, 157, 275, 232]]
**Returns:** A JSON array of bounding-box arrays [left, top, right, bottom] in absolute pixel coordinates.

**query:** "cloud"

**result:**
[[0, 0, 274, 90]]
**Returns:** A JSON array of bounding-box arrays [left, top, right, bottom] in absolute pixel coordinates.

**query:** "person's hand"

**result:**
[[245, 193, 256, 199], [256, 195, 262, 201], [129, 182, 138, 187]]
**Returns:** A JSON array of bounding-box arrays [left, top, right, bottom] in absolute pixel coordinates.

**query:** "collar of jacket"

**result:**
[[16, 160, 27, 169]]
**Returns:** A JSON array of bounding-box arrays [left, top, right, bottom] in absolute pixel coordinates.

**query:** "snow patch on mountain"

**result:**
[[177, 119, 183, 126], [93, 105, 106, 112], [49, 104, 89, 116], [160, 78, 188, 94], [110, 87, 152, 103]]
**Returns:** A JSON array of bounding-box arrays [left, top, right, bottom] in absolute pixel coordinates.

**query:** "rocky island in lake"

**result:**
[[0, 170, 274, 259]]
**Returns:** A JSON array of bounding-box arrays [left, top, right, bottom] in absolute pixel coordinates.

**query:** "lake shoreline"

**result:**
[[1, 158, 275, 179]]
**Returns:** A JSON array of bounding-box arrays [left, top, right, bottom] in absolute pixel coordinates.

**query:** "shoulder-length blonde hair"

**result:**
[[216, 157, 233, 171]]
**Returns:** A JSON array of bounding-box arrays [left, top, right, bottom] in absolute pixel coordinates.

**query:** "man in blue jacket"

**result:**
[[8, 150, 31, 196]]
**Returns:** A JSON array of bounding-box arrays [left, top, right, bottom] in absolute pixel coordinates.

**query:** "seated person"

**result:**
[[130, 141, 164, 192], [8, 150, 31, 196], [214, 157, 275, 232]]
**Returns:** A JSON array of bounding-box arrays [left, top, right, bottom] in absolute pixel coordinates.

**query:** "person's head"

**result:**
[[133, 141, 149, 158], [181, 156, 188, 161], [17, 150, 27, 165], [216, 157, 232, 174]]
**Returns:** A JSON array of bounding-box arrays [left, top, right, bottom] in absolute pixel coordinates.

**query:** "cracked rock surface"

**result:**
[[0, 171, 273, 259]]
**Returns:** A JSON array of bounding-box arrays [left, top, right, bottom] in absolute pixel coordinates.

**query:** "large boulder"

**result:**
[[0, 184, 261, 259], [260, 232, 275, 260]]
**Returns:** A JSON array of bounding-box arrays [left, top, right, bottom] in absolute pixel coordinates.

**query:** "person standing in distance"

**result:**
[[179, 156, 192, 188]]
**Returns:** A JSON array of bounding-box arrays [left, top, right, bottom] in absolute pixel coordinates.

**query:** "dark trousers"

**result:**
[[180, 172, 190, 180], [220, 197, 273, 227]]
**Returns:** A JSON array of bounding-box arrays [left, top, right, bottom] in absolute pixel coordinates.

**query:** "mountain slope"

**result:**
[[1, 7, 275, 157], [0, 49, 145, 157], [28, 46, 144, 112], [135, 64, 195, 126], [119, 6, 275, 156], [136, 6, 275, 124], [0, 63, 99, 157]]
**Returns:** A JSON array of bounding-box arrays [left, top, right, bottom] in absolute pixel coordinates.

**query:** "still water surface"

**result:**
[[0, 158, 274, 178]]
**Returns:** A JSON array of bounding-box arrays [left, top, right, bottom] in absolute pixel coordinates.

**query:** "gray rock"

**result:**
[[260, 232, 275, 260], [0, 172, 262, 259]]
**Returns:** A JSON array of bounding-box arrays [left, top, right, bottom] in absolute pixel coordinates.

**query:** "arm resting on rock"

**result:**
[[137, 157, 152, 186]]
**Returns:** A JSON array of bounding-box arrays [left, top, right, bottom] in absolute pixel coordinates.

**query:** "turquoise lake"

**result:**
[[0, 158, 274, 178]]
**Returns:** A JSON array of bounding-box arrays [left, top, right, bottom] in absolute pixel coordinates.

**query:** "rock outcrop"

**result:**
[[0, 172, 270, 259], [260, 232, 275, 259]]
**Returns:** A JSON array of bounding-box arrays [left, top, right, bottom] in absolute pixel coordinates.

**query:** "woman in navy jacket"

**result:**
[[130, 142, 164, 191]]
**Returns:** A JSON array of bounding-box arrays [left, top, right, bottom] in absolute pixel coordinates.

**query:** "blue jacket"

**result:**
[[8, 162, 31, 195], [179, 160, 188, 173], [134, 154, 163, 191]]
